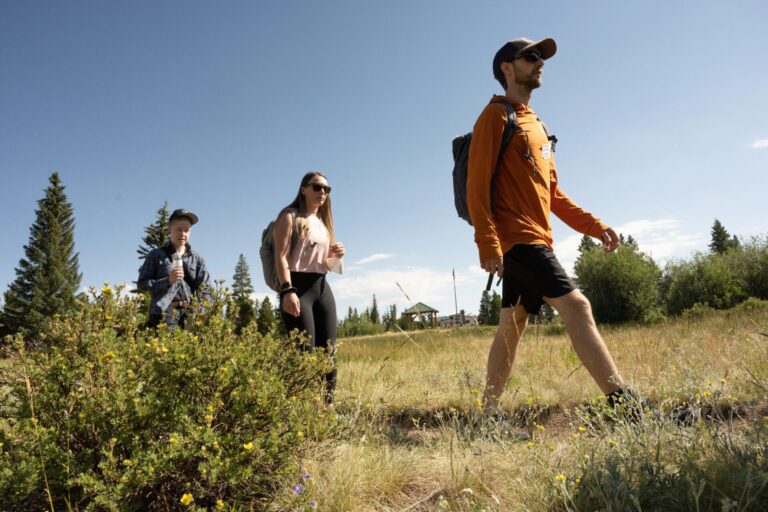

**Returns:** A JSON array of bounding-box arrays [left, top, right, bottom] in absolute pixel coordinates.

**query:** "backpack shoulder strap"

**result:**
[[278, 207, 301, 252], [498, 101, 518, 163], [538, 118, 558, 153]]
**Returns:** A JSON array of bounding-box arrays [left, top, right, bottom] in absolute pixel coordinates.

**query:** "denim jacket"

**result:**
[[137, 243, 212, 313]]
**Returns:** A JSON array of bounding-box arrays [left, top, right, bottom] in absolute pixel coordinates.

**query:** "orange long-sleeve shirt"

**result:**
[[467, 96, 609, 262]]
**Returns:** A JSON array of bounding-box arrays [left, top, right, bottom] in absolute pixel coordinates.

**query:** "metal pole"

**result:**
[[453, 267, 458, 318]]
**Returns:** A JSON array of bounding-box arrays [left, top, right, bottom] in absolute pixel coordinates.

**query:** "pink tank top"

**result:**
[[287, 214, 330, 274]]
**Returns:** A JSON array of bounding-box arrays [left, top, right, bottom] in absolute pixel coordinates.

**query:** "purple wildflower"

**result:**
[[309, 500, 317, 507], [293, 484, 303, 494], [303, 473, 311, 479]]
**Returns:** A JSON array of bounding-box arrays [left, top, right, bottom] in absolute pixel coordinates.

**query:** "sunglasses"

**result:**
[[517, 51, 543, 63], [307, 183, 332, 194]]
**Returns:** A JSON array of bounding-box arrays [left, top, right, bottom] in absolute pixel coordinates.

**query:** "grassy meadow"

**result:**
[[297, 301, 768, 511]]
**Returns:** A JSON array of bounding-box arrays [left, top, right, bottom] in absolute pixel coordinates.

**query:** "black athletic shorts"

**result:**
[[502, 244, 576, 313]]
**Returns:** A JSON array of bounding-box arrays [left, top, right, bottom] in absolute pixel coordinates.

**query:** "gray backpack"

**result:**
[[452, 102, 517, 226], [260, 208, 301, 292], [452, 101, 556, 225]]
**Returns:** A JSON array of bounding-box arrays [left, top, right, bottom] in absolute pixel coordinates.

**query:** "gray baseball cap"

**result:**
[[493, 37, 557, 81]]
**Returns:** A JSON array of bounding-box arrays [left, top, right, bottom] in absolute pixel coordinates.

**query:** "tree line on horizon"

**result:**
[[2, 173, 766, 340]]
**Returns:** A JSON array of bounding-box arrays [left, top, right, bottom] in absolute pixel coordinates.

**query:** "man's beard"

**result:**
[[515, 74, 542, 91]]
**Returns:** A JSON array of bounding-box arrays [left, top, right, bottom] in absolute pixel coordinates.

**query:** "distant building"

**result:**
[[401, 302, 439, 329], [437, 309, 479, 328]]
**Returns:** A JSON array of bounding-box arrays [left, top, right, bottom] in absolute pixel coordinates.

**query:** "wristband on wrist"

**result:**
[[279, 287, 298, 300]]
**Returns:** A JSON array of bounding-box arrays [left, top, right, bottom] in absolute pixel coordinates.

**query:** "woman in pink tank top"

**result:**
[[273, 171, 345, 405]]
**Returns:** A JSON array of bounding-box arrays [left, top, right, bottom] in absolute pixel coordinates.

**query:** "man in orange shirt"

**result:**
[[467, 37, 636, 414]]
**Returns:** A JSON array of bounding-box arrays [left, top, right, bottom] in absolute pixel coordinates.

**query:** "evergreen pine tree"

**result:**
[[381, 311, 391, 330], [578, 235, 598, 254], [370, 294, 380, 324], [232, 254, 255, 300], [478, 291, 491, 325], [231, 254, 256, 333], [137, 201, 169, 260], [709, 219, 738, 254], [624, 234, 639, 250], [489, 291, 502, 325], [383, 304, 397, 331], [2, 173, 82, 337], [257, 296, 276, 335]]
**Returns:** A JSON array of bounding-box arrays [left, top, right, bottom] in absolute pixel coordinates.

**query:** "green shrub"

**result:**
[[681, 302, 715, 319], [725, 236, 768, 300], [574, 244, 663, 324], [0, 284, 332, 511], [664, 253, 746, 315], [337, 318, 384, 338]]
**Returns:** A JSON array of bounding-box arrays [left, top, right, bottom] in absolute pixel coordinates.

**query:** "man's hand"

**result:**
[[169, 267, 184, 284], [600, 227, 620, 253], [482, 256, 504, 277]]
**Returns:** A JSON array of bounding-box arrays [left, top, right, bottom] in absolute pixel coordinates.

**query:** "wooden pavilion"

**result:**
[[401, 302, 439, 329]]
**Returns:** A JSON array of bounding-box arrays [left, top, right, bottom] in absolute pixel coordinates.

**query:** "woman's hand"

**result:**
[[330, 242, 345, 258], [282, 291, 301, 317]]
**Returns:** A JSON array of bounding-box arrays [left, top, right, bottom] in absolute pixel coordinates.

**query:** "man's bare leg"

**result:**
[[483, 304, 529, 413], [545, 289, 623, 394]]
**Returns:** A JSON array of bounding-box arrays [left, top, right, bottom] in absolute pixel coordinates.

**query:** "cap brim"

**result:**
[[520, 38, 557, 60]]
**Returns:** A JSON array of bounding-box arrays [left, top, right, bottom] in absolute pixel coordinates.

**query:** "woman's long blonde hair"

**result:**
[[284, 171, 335, 243]]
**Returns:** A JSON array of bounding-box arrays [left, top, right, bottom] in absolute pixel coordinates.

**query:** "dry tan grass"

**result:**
[[293, 303, 768, 511]]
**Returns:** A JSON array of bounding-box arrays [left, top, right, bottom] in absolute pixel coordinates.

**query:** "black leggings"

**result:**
[[281, 271, 337, 402]]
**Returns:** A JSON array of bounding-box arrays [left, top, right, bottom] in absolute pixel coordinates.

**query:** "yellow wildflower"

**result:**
[[102, 351, 116, 361], [297, 431, 304, 439], [474, 398, 483, 408], [180, 493, 193, 506], [536, 424, 545, 431], [161, 346, 169, 353], [243, 442, 254, 451], [578, 426, 587, 432], [527, 441, 536, 447], [608, 439, 618, 446], [205, 414, 213, 423], [157, 322, 166, 329], [702, 390, 712, 397], [101, 285, 113, 296], [216, 499, 227, 510], [122, 459, 133, 467], [555, 474, 566, 482]]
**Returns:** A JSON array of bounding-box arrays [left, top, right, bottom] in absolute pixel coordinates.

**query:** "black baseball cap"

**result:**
[[493, 37, 557, 82], [169, 208, 199, 225]]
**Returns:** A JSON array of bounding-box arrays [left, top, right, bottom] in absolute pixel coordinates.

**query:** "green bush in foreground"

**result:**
[[0, 285, 332, 511]]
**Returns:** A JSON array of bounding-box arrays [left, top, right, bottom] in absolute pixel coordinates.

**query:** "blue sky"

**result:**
[[1, 1, 766, 317]]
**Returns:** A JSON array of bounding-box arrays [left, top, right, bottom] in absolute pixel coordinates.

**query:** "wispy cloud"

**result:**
[[555, 218, 707, 274], [353, 253, 394, 265], [751, 139, 768, 149]]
